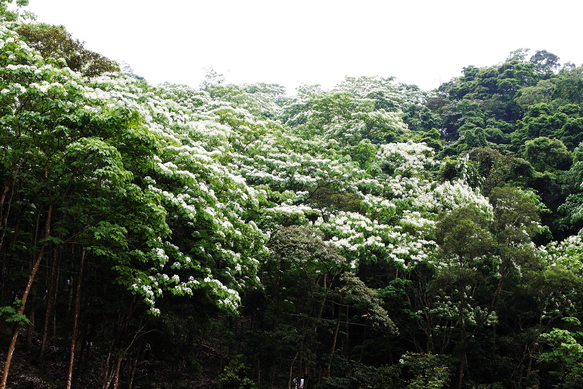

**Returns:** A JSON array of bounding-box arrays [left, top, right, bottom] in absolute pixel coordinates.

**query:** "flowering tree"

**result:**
[[0, 22, 266, 387]]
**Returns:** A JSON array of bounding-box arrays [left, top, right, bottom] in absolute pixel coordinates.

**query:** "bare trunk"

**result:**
[[456, 342, 467, 389], [102, 351, 114, 389], [39, 249, 60, 363], [26, 289, 35, 352], [0, 204, 52, 389], [327, 316, 341, 377], [127, 352, 139, 389], [66, 247, 87, 389], [288, 351, 299, 389], [0, 159, 21, 254], [112, 354, 123, 389]]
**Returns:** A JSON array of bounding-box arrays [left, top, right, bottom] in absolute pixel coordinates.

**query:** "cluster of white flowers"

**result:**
[[315, 211, 437, 270], [430, 297, 497, 327], [541, 235, 583, 274], [378, 141, 436, 175], [400, 211, 435, 229], [415, 180, 493, 216]]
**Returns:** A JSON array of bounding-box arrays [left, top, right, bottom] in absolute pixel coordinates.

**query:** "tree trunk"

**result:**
[[66, 246, 87, 389], [0, 206, 52, 389], [127, 351, 139, 389], [102, 351, 114, 389], [0, 159, 22, 254], [0, 248, 49, 388], [456, 328, 468, 389], [112, 354, 123, 389], [327, 316, 341, 377], [456, 349, 467, 389], [288, 351, 299, 389], [39, 249, 60, 363], [26, 285, 36, 352]]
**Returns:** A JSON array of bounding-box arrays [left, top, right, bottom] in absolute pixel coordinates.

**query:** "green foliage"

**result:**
[[0, 0, 27, 21], [0, 302, 30, 326], [468, 147, 536, 194], [314, 358, 378, 389], [523, 137, 572, 173], [4, 17, 583, 389], [340, 272, 397, 333], [369, 353, 451, 389], [554, 66, 583, 105], [540, 317, 583, 388], [17, 23, 120, 76], [217, 355, 256, 389], [282, 79, 412, 146]]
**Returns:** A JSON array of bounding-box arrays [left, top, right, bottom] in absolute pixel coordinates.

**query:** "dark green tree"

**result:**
[[17, 23, 120, 76]]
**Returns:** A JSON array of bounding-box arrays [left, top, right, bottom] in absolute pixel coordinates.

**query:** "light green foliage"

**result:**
[[402, 353, 451, 389], [419, 187, 543, 368], [540, 317, 583, 387], [489, 186, 543, 244], [541, 235, 583, 274], [554, 65, 583, 105], [516, 79, 556, 108], [217, 355, 257, 389], [512, 102, 583, 154], [558, 143, 583, 231], [282, 79, 411, 146], [0, 0, 27, 22], [0, 303, 31, 326], [269, 225, 345, 269]]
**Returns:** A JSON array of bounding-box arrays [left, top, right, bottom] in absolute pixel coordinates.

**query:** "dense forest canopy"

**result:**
[[3, 2, 583, 388]]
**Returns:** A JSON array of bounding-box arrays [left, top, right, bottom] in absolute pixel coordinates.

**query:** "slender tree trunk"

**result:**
[[66, 246, 87, 389], [0, 159, 21, 254], [344, 305, 349, 357], [127, 351, 139, 389], [0, 205, 52, 389], [0, 182, 14, 310], [39, 249, 59, 363], [288, 351, 299, 389], [0, 208, 22, 317], [26, 284, 36, 352], [102, 296, 140, 389], [360, 325, 367, 363], [112, 354, 123, 389], [456, 323, 468, 389], [327, 316, 341, 377], [102, 351, 114, 389]]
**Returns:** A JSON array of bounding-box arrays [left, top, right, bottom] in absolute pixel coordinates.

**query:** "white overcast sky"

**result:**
[[24, 0, 583, 94]]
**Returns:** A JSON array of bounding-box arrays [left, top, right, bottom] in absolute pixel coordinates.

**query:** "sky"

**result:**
[[23, 0, 583, 94]]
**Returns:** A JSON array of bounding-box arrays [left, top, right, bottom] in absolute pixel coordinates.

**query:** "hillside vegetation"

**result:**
[[3, 2, 583, 388]]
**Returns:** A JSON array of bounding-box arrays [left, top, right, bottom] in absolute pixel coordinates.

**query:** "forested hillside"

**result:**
[[3, 2, 583, 388]]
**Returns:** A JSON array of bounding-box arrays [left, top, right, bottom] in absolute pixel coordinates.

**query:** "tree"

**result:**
[[516, 79, 556, 109], [523, 137, 572, 173], [530, 50, 561, 75], [425, 187, 541, 388], [554, 66, 583, 105], [17, 23, 120, 76], [282, 87, 410, 146], [0, 25, 267, 387], [0, 0, 27, 21], [539, 317, 583, 388]]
